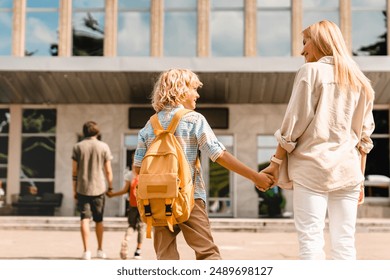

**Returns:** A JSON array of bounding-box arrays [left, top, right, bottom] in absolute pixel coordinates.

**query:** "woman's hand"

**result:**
[[358, 184, 365, 206]]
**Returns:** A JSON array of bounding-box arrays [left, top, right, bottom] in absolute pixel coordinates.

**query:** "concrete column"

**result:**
[[58, 0, 72, 57], [197, 0, 210, 57], [244, 0, 256, 56], [12, 0, 26, 57], [291, 0, 302, 57], [104, 0, 118, 56], [340, 0, 352, 54], [150, 0, 164, 57], [6, 105, 22, 204]]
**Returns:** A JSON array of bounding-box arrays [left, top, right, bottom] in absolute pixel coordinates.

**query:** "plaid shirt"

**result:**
[[134, 105, 226, 202]]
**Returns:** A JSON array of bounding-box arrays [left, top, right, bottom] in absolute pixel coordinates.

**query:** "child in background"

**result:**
[[107, 162, 145, 259]]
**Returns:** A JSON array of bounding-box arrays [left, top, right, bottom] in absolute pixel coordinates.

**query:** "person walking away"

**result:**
[[133, 68, 275, 260], [260, 20, 375, 260], [72, 121, 113, 260]]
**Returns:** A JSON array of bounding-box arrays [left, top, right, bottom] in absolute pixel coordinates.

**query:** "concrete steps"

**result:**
[[0, 216, 389, 232]]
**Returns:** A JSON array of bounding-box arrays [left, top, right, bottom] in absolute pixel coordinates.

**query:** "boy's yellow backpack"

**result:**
[[137, 109, 198, 238]]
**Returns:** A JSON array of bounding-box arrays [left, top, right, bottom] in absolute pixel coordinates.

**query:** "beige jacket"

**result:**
[[275, 56, 375, 192]]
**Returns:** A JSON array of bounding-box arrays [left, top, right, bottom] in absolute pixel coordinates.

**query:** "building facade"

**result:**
[[0, 0, 389, 218]]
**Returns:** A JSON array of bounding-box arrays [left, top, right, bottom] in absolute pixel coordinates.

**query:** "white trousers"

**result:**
[[293, 183, 360, 260]]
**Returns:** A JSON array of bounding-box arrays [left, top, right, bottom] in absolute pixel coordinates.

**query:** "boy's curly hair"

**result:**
[[151, 69, 203, 112]]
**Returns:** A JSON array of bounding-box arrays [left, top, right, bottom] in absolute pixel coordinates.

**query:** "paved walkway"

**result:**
[[0, 225, 389, 260]]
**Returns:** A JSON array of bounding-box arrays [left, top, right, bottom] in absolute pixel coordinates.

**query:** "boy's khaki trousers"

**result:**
[[153, 199, 221, 260]]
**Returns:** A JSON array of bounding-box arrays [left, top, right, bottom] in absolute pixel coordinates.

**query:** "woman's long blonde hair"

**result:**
[[303, 20, 374, 100], [151, 69, 203, 112]]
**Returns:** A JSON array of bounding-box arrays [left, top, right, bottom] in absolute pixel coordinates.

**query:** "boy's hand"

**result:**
[[106, 190, 113, 198], [255, 172, 275, 192]]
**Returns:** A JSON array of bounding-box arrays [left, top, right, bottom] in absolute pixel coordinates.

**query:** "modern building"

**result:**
[[0, 0, 389, 218]]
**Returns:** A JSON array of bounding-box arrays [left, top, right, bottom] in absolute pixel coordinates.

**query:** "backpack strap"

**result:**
[[149, 109, 191, 136], [142, 199, 153, 238], [167, 109, 192, 134], [150, 114, 165, 136]]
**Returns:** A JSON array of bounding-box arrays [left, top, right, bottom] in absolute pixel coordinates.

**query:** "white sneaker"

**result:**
[[120, 240, 129, 260], [96, 250, 107, 259], [81, 251, 91, 260]]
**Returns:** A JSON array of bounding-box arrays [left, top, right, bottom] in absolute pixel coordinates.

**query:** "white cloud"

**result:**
[[117, 13, 149, 56], [26, 17, 57, 44], [211, 11, 244, 56], [73, 0, 104, 8], [164, 12, 197, 56]]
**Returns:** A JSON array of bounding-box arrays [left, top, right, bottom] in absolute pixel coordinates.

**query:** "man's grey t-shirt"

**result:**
[[72, 137, 113, 196]]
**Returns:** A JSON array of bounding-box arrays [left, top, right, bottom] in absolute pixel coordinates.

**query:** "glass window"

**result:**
[[364, 109, 390, 197], [73, 0, 105, 8], [211, 0, 244, 57], [257, 0, 291, 56], [0, 1, 13, 56], [72, 2, 105, 56], [25, 0, 59, 56], [27, 0, 59, 8], [21, 109, 56, 195], [124, 134, 138, 148], [203, 135, 233, 217], [257, 135, 286, 217], [117, 0, 150, 56], [119, 0, 150, 9], [164, 0, 197, 57], [0, 109, 10, 195], [303, 0, 339, 29], [352, 0, 387, 56]]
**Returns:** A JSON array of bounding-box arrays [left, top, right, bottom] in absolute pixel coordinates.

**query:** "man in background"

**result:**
[[72, 121, 113, 260]]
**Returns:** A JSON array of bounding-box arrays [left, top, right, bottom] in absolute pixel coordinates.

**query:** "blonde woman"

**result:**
[[133, 69, 274, 259], [260, 20, 375, 260]]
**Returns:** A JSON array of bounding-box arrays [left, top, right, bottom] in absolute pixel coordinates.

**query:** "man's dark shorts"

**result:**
[[77, 193, 105, 222]]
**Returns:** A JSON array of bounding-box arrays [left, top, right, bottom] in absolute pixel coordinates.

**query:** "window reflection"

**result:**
[[0, 109, 10, 194], [21, 109, 56, 195], [73, 0, 105, 8], [72, 2, 105, 56], [164, 1, 197, 57], [211, 0, 244, 57], [206, 135, 233, 216], [22, 109, 56, 133], [0, 3, 12, 56], [303, 0, 339, 28], [26, 12, 59, 56], [117, 0, 150, 56], [257, 2, 291, 56], [21, 136, 55, 178], [27, 0, 59, 8], [352, 0, 387, 56]]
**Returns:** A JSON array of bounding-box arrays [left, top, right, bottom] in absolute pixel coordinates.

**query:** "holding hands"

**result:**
[[256, 156, 282, 192], [254, 172, 276, 192], [106, 190, 114, 198]]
